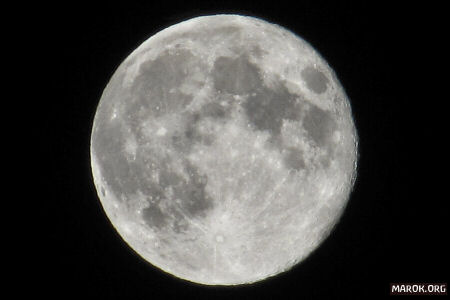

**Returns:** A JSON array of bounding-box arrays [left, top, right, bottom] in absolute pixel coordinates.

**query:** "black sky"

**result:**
[[39, 1, 448, 298]]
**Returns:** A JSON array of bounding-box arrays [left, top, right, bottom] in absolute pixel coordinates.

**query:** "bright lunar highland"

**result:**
[[90, 15, 358, 285]]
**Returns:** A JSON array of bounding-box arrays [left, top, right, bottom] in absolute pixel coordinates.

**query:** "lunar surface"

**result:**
[[90, 15, 358, 285]]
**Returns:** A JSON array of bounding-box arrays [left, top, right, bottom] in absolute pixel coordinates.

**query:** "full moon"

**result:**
[[90, 15, 358, 285]]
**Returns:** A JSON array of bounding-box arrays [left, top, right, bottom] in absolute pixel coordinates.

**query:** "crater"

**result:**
[[301, 66, 329, 94]]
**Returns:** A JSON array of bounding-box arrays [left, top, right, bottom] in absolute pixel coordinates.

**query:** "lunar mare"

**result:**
[[90, 15, 358, 285]]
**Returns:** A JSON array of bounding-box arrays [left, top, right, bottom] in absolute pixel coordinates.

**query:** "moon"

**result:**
[[90, 14, 358, 285]]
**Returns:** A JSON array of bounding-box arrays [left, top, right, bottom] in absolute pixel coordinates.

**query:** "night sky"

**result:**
[[38, 1, 448, 298]]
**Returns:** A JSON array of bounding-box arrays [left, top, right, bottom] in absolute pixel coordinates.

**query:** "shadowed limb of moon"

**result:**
[[90, 14, 358, 285]]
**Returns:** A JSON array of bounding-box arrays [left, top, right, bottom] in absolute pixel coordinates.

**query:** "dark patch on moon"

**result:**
[[142, 160, 214, 231], [223, 58, 336, 171], [201, 102, 227, 119], [283, 147, 305, 171], [171, 116, 209, 152], [142, 205, 167, 229], [129, 48, 205, 118], [177, 162, 213, 216], [302, 104, 335, 147], [301, 66, 329, 94], [184, 119, 214, 146], [248, 45, 267, 59], [170, 211, 190, 234], [319, 151, 332, 169], [206, 54, 337, 172], [244, 80, 301, 137], [172, 102, 229, 152], [171, 131, 191, 153], [92, 113, 215, 232], [212, 55, 261, 95], [208, 53, 305, 140]]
